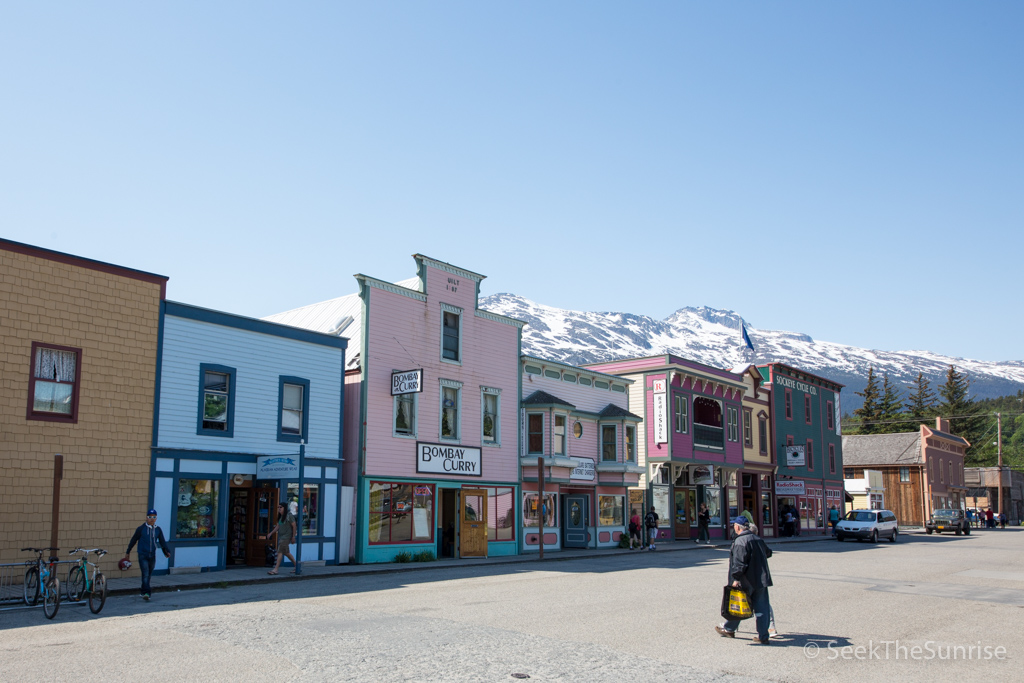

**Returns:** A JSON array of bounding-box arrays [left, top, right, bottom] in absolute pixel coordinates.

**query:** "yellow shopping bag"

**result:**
[[721, 585, 753, 620]]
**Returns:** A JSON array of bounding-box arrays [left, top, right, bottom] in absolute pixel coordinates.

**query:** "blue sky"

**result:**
[[2, 3, 1021, 362]]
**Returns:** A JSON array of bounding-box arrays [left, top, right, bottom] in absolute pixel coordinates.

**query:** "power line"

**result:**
[[841, 411, 1023, 427]]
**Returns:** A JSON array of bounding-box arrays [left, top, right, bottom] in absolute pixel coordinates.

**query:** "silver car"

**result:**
[[835, 509, 899, 543]]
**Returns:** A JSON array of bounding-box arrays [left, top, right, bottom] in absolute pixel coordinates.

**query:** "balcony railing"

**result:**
[[693, 423, 724, 450]]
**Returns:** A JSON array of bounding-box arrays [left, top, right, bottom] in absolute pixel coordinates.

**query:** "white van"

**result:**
[[835, 509, 899, 543]]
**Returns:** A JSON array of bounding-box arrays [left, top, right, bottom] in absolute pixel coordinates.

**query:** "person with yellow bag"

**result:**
[[715, 516, 773, 644]]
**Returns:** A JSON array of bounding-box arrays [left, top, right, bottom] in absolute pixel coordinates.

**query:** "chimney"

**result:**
[[936, 416, 950, 433]]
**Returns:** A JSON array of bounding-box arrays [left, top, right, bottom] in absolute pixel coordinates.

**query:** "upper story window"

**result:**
[[395, 392, 416, 437], [440, 381, 461, 440], [804, 395, 812, 425], [899, 467, 910, 482], [527, 413, 543, 454], [278, 377, 310, 442], [826, 401, 835, 430], [785, 389, 793, 420], [743, 409, 753, 448], [28, 343, 82, 423], [806, 439, 814, 471], [554, 415, 566, 455], [625, 425, 636, 461], [939, 460, 944, 483], [727, 407, 739, 442], [197, 364, 236, 437], [674, 395, 688, 433], [601, 424, 617, 461], [482, 388, 499, 445], [441, 305, 461, 363], [829, 444, 836, 474], [758, 416, 768, 455]]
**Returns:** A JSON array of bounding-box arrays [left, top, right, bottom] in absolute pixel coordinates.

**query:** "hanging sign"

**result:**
[[785, 446, 806, 467], [392, 369, 424, 395], [690, 465, 714, 486], [570, 457, 596, 481], [257, 455, 299, 479], [834, 395, 842, 436], [652, 378, 667, 444], [416, 442, 482, 476], [776, 480, 806, 495]]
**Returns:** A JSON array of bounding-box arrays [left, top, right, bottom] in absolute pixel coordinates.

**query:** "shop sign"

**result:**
[[570, 457, 596, 481], [257, 455, 299, 479], [691, 465, 714, 486], [775, 480, 806, 496], [392, 369, 424, 395], [416, 442, 482, 476], [785, 446, 805, 467], [775, 375, 818, 395], [652, 378, 667, 444]]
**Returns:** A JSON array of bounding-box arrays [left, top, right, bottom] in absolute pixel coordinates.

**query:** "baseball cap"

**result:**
[[731, 516, 750, 527], [147, 509, 158, 516]]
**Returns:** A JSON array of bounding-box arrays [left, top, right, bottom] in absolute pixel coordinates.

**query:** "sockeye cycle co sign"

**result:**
[[416, 442, 482, 476]]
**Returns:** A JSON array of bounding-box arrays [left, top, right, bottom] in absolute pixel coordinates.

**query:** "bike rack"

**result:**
[[0, 560, 78, 611]]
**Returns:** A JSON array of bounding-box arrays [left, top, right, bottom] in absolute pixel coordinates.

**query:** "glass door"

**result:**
[[247, 486, 278, 566]]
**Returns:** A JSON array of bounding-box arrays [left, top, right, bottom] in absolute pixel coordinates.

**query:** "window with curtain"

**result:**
[[482, 391, 499, 444], [31, 344, 79, 417], [395, 393, 416, 436], [601, 425, 616, 461]]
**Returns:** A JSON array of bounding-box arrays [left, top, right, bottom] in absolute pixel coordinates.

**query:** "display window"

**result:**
[[704, 487, 722, 526], [483, 486, 515, 541], [598, 495, 624, 527], [369, 482, 435, 544], [287, 482, 321, 536], [523, 492, 557, 527], [176, 479, 219, 538], [652, 486, 670, 527]]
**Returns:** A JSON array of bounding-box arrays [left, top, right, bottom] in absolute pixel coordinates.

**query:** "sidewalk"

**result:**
[[103, 532, 835, 598]]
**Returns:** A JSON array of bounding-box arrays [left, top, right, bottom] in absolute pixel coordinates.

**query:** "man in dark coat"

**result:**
[[715, 516, 773, 643], [123, 509, 171, 601]]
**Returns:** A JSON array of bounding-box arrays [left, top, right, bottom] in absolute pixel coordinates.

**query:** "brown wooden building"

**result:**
[[842, 418, 968, 527]]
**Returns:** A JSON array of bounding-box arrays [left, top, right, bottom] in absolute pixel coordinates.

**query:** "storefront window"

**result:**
[[485, 486, 515, 541], [728, 487, 739, 522], [523, 492, 557, 527], [652, 486, 670, 527], [598, 495, 624, 526], [287, 483, 321, 536], [369, 482, 434, 544], [704, 487, 721, 526], [176, 479, 219, 538]]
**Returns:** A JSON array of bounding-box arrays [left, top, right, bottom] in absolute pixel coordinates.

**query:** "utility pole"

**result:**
[[997, 413, 1003, 519]]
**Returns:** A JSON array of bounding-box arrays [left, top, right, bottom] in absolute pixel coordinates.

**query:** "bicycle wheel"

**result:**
[[43, 577, 60, 619], [67, 565, 85, 602], [88, 573, 107, 614], [23, 567, 40, 606]]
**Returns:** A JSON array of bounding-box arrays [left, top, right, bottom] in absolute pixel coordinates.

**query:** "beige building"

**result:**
[[1, 238, 166, 570]]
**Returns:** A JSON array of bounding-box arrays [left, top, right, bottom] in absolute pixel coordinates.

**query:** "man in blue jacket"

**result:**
[[715, 516, 773, 643], [122, 509, 171, 601]]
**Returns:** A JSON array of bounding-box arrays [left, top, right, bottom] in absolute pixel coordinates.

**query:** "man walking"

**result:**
[[697, 503, 711, 544], [644, 506, 659, 550], [715, 516, 773, 644], [122, 509, 171, 601]]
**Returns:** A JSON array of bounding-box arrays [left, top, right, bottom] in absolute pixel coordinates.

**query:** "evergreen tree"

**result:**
[[905, 372, 937, 420], [937, 365, 985, 462], [853, 366, 881, 434], [877, 373, 905, 433]]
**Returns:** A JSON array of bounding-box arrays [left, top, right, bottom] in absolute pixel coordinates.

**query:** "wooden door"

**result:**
[[247, 487, 279, 566], [459, 489, 488, 558]]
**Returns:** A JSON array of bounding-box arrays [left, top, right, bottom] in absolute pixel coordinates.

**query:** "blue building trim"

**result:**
[[276, 375, 311, 443], [196, 363, 237, 438], [165, 300, 348, 350]]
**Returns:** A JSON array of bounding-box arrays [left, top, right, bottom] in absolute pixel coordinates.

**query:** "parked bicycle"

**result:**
[[67, 548, 108, 614], [21, 547, 61, 619]]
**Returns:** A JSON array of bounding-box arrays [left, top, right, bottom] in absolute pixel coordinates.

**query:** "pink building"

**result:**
[[268, 255, 524, 563], [519, 356, 644, 552]]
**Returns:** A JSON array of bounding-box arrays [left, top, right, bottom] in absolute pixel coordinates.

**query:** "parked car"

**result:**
[[835, 509, 899, 543], [925, 508, 971, 536]]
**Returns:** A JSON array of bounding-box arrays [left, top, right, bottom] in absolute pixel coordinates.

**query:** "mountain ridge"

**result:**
[[480, 293, 1024, 411]]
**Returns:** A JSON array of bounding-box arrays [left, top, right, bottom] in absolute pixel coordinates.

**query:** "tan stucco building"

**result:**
[[1, 239, 166, 568]]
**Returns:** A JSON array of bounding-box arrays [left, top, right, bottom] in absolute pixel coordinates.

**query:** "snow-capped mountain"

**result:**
[[480, 293, 1024, 410]]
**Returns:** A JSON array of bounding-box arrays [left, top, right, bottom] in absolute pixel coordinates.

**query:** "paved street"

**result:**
[[2, 529, 1020, 682]]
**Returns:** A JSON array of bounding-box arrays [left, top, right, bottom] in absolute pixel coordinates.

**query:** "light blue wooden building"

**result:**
[[150, 301, 350, 573]]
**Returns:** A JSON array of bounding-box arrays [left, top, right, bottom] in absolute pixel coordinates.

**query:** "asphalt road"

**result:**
[[2, 528, 1021, 682]]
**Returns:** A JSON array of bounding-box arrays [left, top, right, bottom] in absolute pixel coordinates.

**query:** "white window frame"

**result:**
[[393, 392, 418, 439], [727, 406, 739, 442], [439, 378, 462, 441], [625, 424, 636, 462], [481, 387, 500, 446], [440, 303, 463, 365], [600, 423, 617, 462], [553, 413, 567, 456]]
